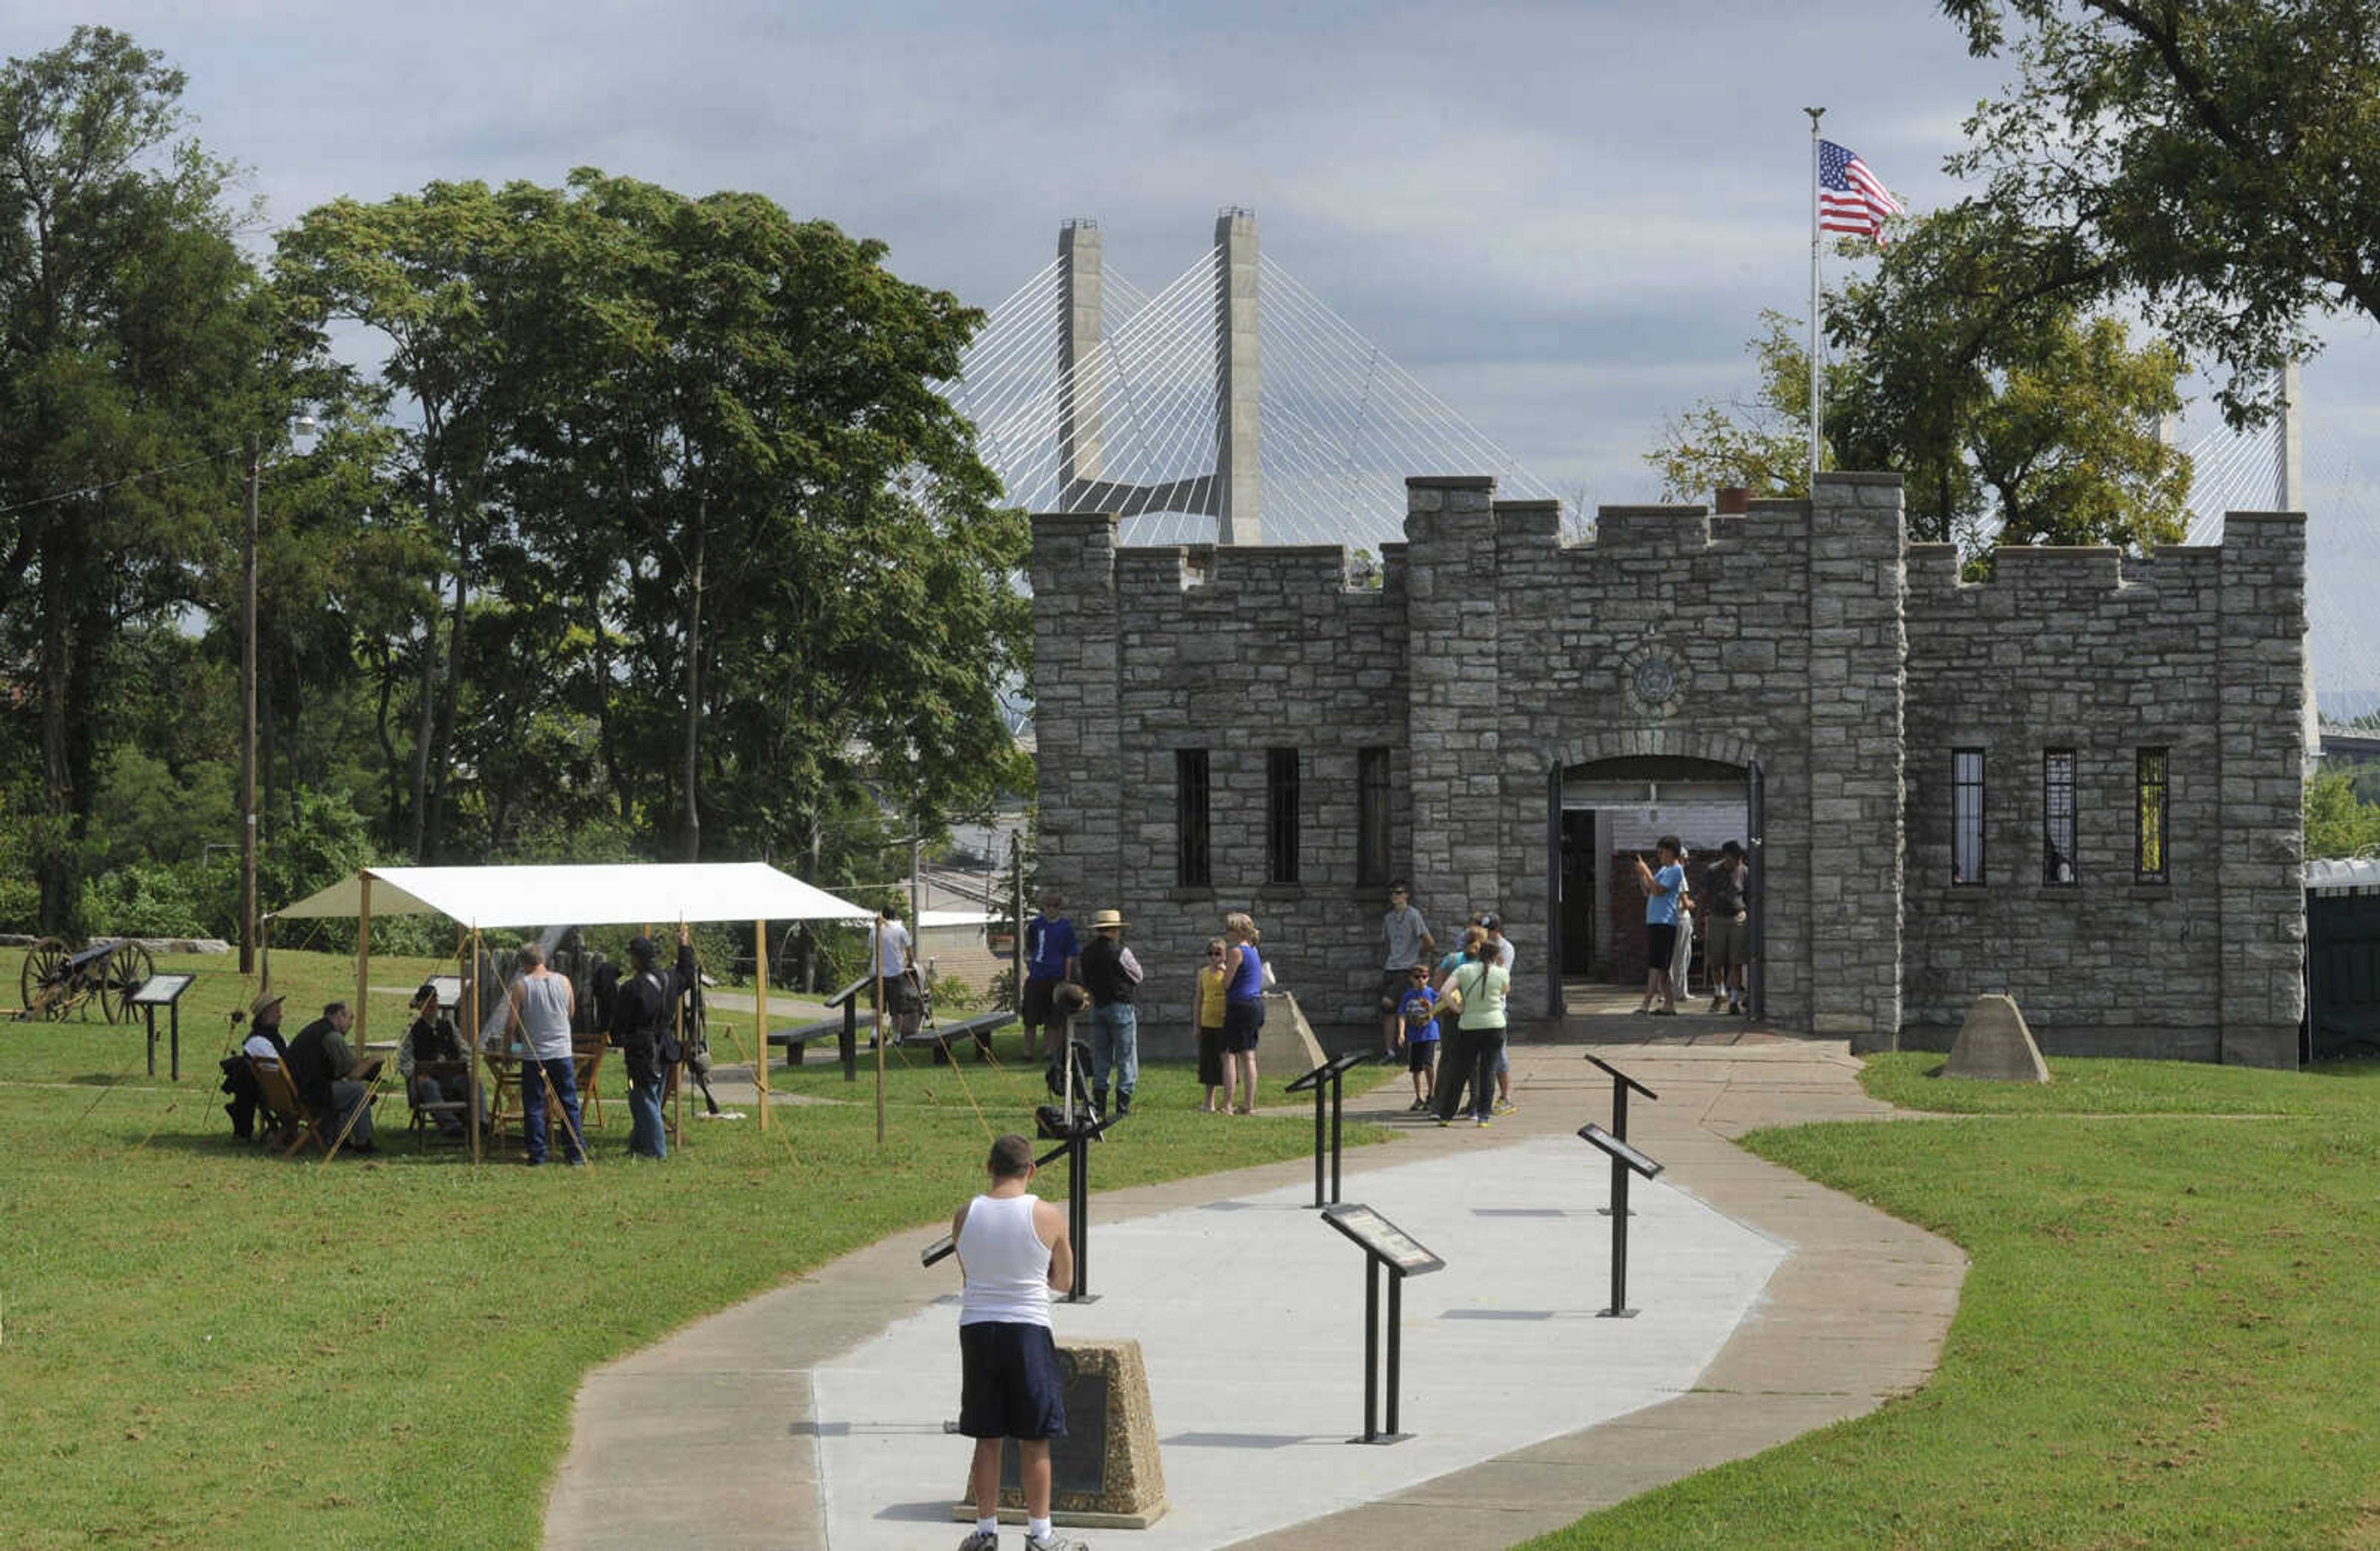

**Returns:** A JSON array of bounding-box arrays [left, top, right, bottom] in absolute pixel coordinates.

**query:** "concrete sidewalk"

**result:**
[[544, 1020, 1965, 1550]]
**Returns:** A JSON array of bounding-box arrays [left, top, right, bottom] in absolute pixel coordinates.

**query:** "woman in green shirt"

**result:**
[[1435, 928, 1510, 1128]]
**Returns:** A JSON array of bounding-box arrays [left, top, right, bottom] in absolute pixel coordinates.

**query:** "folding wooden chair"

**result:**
[[571, 1042, 607, 1130], [406, 1059, 472, 1153], [249, 1058, 322, 1159]]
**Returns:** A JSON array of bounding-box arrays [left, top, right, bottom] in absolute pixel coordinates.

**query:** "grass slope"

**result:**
[[1520, 1052, 2380, 1550], [0, 950, 1382, 1549]]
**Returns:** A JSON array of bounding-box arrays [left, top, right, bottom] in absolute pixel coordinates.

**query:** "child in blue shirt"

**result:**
[[1394, 964, 1440, 1112]]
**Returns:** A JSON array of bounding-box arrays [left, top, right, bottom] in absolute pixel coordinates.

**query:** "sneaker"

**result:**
[[1025, 1532, 1090, 1551], [1436, 1115, 1453, 1128], [956, 1531, 998, 1551], [1709, 996, 1727, 1013], [1474, 1115, 1493, 1128], [1492, 1098, 1514, 1116], [1406, 1098, 1427, 1112]]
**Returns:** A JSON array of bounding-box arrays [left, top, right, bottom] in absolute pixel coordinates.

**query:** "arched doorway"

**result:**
[[1548, 752, 1765, 1018]]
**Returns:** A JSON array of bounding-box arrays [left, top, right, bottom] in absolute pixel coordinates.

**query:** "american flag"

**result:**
[[1818, 139, 1904, 244]]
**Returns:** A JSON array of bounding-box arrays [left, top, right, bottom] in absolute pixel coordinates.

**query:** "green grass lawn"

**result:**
[[0, 949, 1385, 1549], [1520, 1051, 2380, 1550]]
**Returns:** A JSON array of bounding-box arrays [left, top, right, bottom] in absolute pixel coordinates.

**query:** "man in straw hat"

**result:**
[[1077, 908, 1143, 1118], [218, 990, 288, 1140]]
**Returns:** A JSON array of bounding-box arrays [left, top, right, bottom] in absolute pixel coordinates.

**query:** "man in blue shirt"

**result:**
[[1018, 890, 1080, 1061], [1633, 835, 1686, 1016]]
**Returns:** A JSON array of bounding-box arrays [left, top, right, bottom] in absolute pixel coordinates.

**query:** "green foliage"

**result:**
[[2305, 767, 2380, 859], [1648, 208, 2190, 553], [1944, 0, 2380, 424]]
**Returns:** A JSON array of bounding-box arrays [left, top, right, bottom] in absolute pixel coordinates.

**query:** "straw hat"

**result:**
[[250, 991, 284, 1018], [1090, 908, 1128, 931]]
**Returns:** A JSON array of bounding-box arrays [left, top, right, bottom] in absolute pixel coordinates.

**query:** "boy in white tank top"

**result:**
[[950, 1134, 1084, 1551]]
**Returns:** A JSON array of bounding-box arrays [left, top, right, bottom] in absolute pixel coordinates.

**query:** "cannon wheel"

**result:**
[[98, 941, 153, 1025], [19, 938, 68, 1021]]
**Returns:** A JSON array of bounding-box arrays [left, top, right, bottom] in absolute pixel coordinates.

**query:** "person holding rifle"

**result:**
[[611, 924, 697, 1161]]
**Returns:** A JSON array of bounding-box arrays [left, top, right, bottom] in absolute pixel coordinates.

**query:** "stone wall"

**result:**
[[1900, 515, 2306, 1064], [1033, 475, 2307, 1065]]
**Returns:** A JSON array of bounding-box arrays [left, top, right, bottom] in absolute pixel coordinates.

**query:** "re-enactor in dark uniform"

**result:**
[[610, 924, 696, 1161]]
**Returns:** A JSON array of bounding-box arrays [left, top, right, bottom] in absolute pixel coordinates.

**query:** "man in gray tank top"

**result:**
[[506, 942, 584, 1166]]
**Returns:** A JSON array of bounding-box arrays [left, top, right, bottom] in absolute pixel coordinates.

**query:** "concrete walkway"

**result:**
[[544, 1014, 1966, 1550]]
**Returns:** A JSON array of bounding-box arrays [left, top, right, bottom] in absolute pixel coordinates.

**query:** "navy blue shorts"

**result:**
[[1221, 998, 1264, 1054], [958, 1321, 1069, 1441]]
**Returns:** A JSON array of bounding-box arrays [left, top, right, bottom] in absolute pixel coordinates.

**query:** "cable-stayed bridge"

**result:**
[[945, 211, 2378, 726], [2170, 367, 2380, 723], [941, 209, 1575, 554]]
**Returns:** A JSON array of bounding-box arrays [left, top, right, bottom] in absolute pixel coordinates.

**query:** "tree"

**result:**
[[1648, 208, 2189, 552], [0, 27, 284, 928], [1944, 0, 2380, 424]]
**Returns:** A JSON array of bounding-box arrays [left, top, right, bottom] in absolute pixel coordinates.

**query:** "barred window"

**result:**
[[1176, 750, 1211, 887], [1356, 747, 1392, 887], [2042, 749, 2076, 886], [2136, 749, 2169, 884], [1952, 748, 1986, 885], [1266, 747, 1301, 884]]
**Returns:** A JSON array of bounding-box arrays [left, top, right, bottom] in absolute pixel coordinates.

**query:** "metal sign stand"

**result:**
[[1320, 1203, 1444, 1444], [1580, 1052, 1657, 1215], [1577, 1122, 1664, 1318], [132, 973, 196, 1080], [1287, 1050, 1373, 1208]]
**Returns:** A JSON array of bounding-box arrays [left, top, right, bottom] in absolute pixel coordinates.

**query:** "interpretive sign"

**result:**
[[1289, 1050, 1373, 1206], [1321, 1204, 1445, 1276], [1321, 1203, 1443, 1443], [133, 973, 196, 1079], [1577, 1123, 1665, 1317]]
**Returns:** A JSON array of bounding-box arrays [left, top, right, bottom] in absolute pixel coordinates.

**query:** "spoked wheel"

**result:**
[[19, 938, 68, 1021], [98, 941, 154, 1025]]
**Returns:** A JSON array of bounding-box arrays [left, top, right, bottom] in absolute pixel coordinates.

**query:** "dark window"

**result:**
[[1356, 747, 1392, 886], [1266, 747, 1301, 884], [2136, 748, 2169, 884], [1176, 750, 1210, 887], [1952, 748, 1986, 885], [2042, 749, 2076, 886]]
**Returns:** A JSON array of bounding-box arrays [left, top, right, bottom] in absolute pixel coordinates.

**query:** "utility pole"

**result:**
[[240, 432, 260, 975]]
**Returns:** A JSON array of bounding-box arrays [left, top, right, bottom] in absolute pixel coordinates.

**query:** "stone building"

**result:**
[[1031, 472, 2309, 1067]]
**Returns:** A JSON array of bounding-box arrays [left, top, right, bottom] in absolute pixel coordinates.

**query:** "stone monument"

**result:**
[[1941, 994, 2052, 1083], [954, 1336, 1168, 1529]]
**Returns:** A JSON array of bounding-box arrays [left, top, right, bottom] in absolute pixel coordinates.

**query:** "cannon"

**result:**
[[17, 938, 154, 1023]]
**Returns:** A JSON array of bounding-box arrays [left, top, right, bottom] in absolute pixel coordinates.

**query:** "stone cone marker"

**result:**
[[1942, 994, 2051, 1083]]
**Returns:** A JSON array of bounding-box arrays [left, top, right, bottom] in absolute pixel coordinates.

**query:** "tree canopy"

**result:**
[[1943, 0, 2380, 424], [1648, 208, 2189, 552], [0, 29, 1029, 941]]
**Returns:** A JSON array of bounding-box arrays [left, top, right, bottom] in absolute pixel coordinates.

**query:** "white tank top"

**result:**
[[957, 1192, 1053, 1328]]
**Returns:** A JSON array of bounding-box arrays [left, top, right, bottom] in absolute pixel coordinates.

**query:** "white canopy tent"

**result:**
[[270, 863, 873, 1157]]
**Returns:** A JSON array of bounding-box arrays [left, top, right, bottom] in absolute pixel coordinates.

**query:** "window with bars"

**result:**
[[1952, 748, 1986, 885], [1176, 750, 1210, 887], [2042, 749, 2077, 886], [1356, 747, 1392, 887], [2136, 748, 2169, 884], [1266, 747, 1301, 884]]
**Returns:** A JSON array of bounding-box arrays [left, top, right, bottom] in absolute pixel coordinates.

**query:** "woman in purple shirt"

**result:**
[[1220, 912, 1266, 1115]]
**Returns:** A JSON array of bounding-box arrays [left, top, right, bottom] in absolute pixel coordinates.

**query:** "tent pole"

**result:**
[[874, 913, 887, 1148], [469, 926, 483, 1166], [755, 918, 770, 1133], [355, 872, 373, 1048]]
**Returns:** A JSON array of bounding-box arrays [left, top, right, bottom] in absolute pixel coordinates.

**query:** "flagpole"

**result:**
[[1805, 107, 1824, 485]]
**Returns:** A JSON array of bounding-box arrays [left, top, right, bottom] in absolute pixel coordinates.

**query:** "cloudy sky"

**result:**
[[11, 2, 2380, 525]]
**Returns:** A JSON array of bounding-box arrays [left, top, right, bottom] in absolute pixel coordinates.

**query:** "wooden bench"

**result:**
[[765, 1016, 852, 1068], [898, 1009, 1018, 1065]]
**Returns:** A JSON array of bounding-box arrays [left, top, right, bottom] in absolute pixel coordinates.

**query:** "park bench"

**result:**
[[898, 1008, 1017, 1065], [766, 1016, 851, 1068]]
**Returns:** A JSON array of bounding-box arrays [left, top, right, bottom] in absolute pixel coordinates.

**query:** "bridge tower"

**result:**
[[1057, 208, 1264, 545]]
